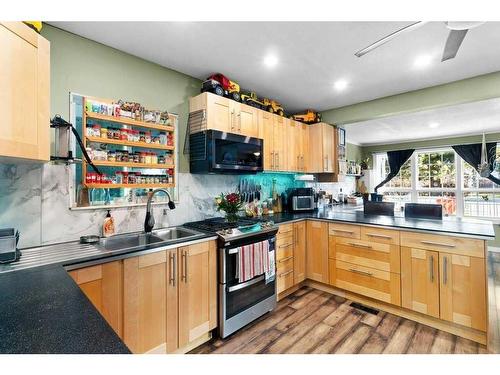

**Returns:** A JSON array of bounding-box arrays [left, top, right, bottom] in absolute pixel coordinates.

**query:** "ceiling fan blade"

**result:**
[[355, 21, 427, 57], [442, 29, 468, 61]]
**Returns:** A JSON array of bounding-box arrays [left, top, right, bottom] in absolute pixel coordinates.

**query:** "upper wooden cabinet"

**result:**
[[309, 123, 337, 173], [0, 22, 50, 162], [259, 111, 288, 172], [69, 261, 124, 338], [189, 92, 258, 137]]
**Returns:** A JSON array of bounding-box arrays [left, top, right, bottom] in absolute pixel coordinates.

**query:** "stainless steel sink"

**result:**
[[98, 227, 205, 253]]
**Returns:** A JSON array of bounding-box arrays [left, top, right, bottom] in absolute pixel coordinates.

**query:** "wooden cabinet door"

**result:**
[[439, 253, 487, 331], [306, 221, 329, 283], [273, 115, 286, 171], [308, 123, 323, 173], [322, 123, 334, 172], [238, 102, 259, 137], [294, 221, 307, 284], [124, 250, 177, 353], [0, 22, 49, 161], [206, 92, 232, 132], [69, 261, 123, 338], [178, 241, 217, 348], [287, 120, 298, 172], [300, 123, 310, 172], [260, 111, 275, 171], [401, 247, 440, 318]]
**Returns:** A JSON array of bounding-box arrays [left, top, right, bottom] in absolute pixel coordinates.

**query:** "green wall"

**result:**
[[41, 24, 201, 172], [322, 71, 500, 126], [346, 142, 362, 162]]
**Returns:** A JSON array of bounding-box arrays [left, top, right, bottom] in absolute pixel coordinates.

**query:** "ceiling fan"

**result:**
[[354, 21, 485, 61]]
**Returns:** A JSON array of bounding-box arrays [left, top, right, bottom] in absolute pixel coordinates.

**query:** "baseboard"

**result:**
[[304, 280, 487, 346], [172, 332, 212, 354]]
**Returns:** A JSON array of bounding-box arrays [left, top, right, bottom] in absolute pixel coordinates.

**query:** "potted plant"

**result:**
[[215, 192, 243, 223]]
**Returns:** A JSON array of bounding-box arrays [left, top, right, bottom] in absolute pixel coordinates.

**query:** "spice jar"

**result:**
[[167, 132, 174, 146], [113, 128, 121, 140], [115, 171, 123, 184], [145, 131, 152, 144], [100, 127, 107, 139], [120, 128, 127, 140], [122, 172, 129, 184], [128, 172, 136, 185], [92, 124, 101, 137], [122, 150, 129, 163], [139, 152, 146, 164], [158, 155, 165, 164], [159, 132, 167, 145], [108, 150, 116, 162], [145, 152, 152, 164], [133, 152, 140, 163], [151, 153, 158, 164], [139, 131, 146, 142], [127, 129, 134, 142], [165, 152, 173, 165], [168, 169, 174, 184], [107, 127, 113, 139], [86, 125, 93, 137]]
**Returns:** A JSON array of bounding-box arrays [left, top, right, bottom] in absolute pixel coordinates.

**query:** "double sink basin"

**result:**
[[98, 226, 206, 253]]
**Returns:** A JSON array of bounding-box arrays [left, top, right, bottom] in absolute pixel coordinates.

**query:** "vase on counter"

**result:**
[[225, 212, 239, 223]]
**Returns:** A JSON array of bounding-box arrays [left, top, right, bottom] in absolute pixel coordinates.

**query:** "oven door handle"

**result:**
[[227, 275, 265, 293]]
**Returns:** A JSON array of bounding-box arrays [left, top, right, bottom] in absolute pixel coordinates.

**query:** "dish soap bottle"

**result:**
[[103, 210, 115, 237]]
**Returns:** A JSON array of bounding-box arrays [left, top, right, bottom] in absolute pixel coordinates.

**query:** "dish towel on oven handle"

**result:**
[[236, 239, 275, 283]]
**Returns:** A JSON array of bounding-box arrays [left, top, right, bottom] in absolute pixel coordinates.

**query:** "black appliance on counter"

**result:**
[[405, 203, 443, 220], [183, 217, 278, 338], [363, 201, 395, 216], [189, 130, 263, 174], [288, 187, 315, 212]]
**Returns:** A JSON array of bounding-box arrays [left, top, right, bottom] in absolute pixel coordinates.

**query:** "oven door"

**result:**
[[221, 237, 276, 320], [210, 130, 263, 173]]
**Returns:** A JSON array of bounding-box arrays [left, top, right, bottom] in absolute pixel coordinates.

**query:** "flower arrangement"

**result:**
[[215, 192, 243, 223]]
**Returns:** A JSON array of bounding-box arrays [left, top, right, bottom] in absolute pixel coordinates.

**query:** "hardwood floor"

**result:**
[[190, 286, 488, 354]]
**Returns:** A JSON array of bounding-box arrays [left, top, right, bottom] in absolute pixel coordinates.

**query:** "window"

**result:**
[[373, 145, 500, 219]]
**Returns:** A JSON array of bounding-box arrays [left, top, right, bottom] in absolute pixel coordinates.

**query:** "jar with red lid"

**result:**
[[115, 171, 123, 184], [145, 131, 152, 144], [92, 124, 101, 137], [120, 128, 128, 140], [167, 132, 174, 146], [122, 172, 129, 184]]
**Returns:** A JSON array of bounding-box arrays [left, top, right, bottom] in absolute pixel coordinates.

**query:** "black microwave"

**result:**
[[189, 130, 263, 174]]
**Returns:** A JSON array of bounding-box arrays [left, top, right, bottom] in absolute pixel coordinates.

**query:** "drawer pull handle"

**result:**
[[278, 256, 293, 263], [279, 243, 293, 249], [333, 229, 354, 234], [279, 270, 293, 277], [347, 242, 372, 249], [366, 233, 392, 240], [420, 240, 456, 248], [349, 268, 373, 277]]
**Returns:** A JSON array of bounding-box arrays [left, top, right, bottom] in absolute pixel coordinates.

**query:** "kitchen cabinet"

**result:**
[[260, 111, 287, 172], [296, 122, 310, 173], [123, 240, 217, 354], [276, 223, 295, 294], [293, 221, 307, 284], [188, 92, 258, 137], [69, 261, 123, 338], [309, 122, 336, 173], [123, 250, 177, 353], [178, 241, 217, 348], [401, 247, 440, 318], [0, 22, 50, 162], [439, 252, 486, 331], [306, 221, 329, 283]]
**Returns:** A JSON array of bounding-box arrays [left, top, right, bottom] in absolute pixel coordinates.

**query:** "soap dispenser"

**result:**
[[103, 210, 115, 237]]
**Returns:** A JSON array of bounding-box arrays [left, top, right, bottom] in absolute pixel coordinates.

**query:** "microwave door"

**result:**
[[212, 133, 262, 172]]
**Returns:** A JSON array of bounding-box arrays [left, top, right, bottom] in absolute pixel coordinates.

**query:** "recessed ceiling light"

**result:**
[[414, 54, 433, 69], [428, 122, 440, 128], [334, 79, 349, 91], [263, 54, 278, 68]]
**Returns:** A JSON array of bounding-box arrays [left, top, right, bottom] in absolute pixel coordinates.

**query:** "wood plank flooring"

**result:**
[[190, 286, 487, 354]]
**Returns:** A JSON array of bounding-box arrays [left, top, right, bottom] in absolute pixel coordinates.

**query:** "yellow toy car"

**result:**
[[291, 109, 322, 124]]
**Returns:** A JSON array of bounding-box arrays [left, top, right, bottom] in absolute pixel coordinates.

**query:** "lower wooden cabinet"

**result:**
[[294, 221, 306, 284], [69, 260, 123, 338], [306, 221, 329, 283], [439, 252, 487, 331], [178, 241, 217, 348], [401, 247, 440, 318], [123, 240, 217, 354]]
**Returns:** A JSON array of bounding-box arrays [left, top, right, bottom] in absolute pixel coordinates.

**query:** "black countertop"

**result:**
[[263, 208, 496, 239], [0, 264, 130, 354]]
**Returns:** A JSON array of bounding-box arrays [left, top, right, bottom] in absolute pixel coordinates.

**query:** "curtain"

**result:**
[[374, 149, 415, 192], [452, 142, 500, 185]]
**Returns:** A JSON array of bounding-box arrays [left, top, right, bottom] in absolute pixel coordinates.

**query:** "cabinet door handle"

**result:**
[[230, 110, 235, 131], [347, 242, 372, 249], [349, 268, 373, 277], [334, 229, 354, 234], [429, 255, 434, 283], [276, 152, 280, 170], [278, 256, 293, 263], [443, 256, 448, 285], [301, 155, 305, 171], [270, 152, 274, 169], [279, 243, 293, 249], [297, 155, 300, 171], [366, 233, 392, 240], [295, 226, 299, 245], [279, 270, 293, 278], [421, 240, 456, 248], [182, 250, 188, 283], [169, 252, 176, 286]]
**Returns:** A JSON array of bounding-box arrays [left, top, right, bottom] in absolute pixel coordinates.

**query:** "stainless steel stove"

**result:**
[[183, 217, 279, 338]]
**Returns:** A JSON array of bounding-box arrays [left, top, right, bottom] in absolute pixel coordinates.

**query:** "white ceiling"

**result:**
[[345, 98, 500, 146], [50, 22, 500, 112]]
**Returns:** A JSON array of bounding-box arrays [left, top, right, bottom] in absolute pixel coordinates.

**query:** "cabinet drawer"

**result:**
[[329, 223, 360, 239], [277, 255, 294, 273], [278, 223, 293, 235], [360, 226, 400, 245], [277, 269, 294, 294], [330, 237, 400, 273], [329, 259, 401, 306], [401, 231, 484, 258], [276, 242, 294, 261], [277, 231, 294, 247]]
